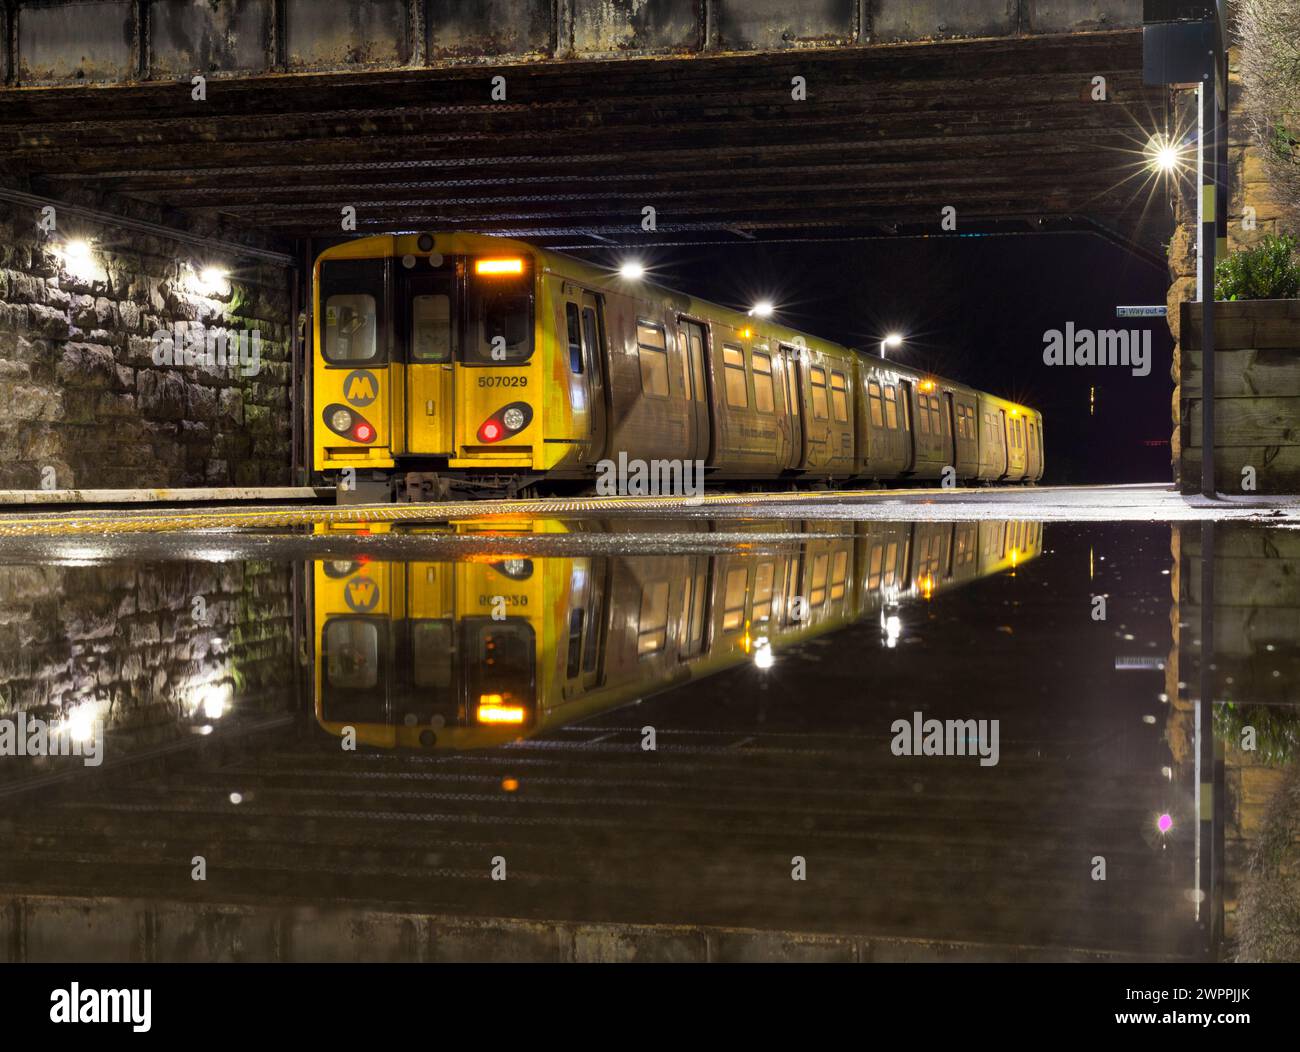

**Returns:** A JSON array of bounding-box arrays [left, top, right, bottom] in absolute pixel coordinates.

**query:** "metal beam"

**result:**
[[0, 185, 294, 266]]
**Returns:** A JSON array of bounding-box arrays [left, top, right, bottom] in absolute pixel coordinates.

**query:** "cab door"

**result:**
[[403, 262, 458, 455], [580, 292, 609, 465], [677, 319, 711, 464], [777, 344, 805, 470]]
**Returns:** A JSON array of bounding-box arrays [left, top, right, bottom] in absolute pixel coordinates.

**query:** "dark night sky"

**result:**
[[581, 229, 1175, 485]]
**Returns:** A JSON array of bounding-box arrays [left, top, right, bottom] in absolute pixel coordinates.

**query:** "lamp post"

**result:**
[[880, 333, 903, 359]]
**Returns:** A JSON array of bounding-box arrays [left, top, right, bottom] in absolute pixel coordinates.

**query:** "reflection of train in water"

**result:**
[[311, 519, 1042, 750]]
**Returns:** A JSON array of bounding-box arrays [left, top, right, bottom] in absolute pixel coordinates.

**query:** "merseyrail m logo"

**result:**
[[344, 575, 380, 613], [343, 369, 378, 407]]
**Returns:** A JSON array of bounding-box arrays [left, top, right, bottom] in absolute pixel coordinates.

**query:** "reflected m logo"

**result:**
[[344, 576, 380, 613]]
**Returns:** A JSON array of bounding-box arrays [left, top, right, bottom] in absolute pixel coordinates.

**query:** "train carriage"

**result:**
[[312, 233, 1044, 499]]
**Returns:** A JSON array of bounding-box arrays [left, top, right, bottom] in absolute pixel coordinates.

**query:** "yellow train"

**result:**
[[311, 233, 1044, 500], [310, 518, 1042, 750]]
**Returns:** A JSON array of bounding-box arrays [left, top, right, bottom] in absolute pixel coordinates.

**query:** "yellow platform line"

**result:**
[[0, 486, 957, 537]]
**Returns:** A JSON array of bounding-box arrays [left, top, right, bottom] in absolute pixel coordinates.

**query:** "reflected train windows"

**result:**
[[638, 581, 670, 655], [830, 550, 847, 601], [325, 619, 380, 689], [753, 562, 775, 621], [411, 620, 453, 690], [810, 553, 828, 607], [868, 544, 884, 590], [321, 617, 386, 723], [566, 609, 584, 678], [723, 567, 748, 632], [466, 620, 535, 710]]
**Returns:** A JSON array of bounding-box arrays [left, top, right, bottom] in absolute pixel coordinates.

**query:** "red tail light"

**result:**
[[477, 402, 533, 444], [353, 422, 375, 442]]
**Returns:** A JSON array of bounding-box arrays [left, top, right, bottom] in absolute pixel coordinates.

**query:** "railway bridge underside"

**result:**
[[0, 0, 1175, 490]]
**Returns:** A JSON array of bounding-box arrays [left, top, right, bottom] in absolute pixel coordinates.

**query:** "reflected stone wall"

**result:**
[[0, 559, 294, 731]]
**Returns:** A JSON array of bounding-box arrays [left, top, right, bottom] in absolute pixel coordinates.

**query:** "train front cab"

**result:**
[[313, 233, 607, 497]]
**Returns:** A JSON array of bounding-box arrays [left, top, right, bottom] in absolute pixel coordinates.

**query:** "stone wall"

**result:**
[[0, 198, 294, 489]]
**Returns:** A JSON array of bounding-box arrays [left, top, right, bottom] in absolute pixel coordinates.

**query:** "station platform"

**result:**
[[0, 483, 1295, 538]]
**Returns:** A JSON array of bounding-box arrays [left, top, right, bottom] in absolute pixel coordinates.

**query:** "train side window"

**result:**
[[722, 566, 747, 631], [932, 397, 943, 435], [637, 581, 670, 656], [868, 381, 884, 427], [830, 371, 849, 422], [637, 321, 670, 397], [752, 352, 775, 413], [678, 328, 691, 397], [566, 303, 583, 373], [723, 345, 748, 408], [917, 395, 930, 434], [884, 541, 899, 587], [884, 385, 899, 429], [810, 366, 829, 419]]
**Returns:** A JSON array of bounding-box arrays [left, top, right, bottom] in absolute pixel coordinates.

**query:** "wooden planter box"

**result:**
[[1180, 299, 1300, 494]]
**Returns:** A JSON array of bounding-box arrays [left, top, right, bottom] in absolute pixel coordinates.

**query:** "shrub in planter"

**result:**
[[1214, 234, 1300, 301]]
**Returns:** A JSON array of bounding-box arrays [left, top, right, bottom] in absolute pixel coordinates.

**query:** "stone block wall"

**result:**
[[0, 198, 294, 489]]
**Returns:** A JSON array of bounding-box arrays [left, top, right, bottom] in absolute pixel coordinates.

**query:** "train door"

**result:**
[[402, 262, 457, 455], [580, 292, 609, 464], [562, 556, 609, 699], [678, 556, 712, 662], [778, 344, 806, 470], [943, 392, 957, 470], [678, 319, 712, 464], [998, 409, 1011, 477], [898, 379, 916, 473]]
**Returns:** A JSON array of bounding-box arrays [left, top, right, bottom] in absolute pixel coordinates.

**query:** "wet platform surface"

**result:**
[[0, 513, 1295, 961]]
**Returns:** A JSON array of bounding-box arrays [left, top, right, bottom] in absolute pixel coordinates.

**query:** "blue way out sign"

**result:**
[[1116, 305, 1168, 318]]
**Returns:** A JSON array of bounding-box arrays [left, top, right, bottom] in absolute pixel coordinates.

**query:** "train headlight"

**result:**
[[331, 408, 354, 432], [477, 402, 533, 444]]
